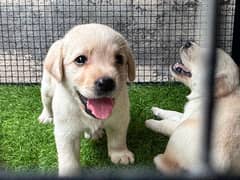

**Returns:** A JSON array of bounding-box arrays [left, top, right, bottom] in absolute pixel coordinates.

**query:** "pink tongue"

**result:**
[[87, 98, 114, 120]]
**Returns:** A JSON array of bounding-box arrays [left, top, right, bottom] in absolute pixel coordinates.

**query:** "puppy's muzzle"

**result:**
[[95, 76, 116, 96], [75, 76, 116, 120]]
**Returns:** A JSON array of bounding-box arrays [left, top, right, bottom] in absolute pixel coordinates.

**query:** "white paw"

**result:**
[[38, 109, 53, 124], [145, 119, 164, 133], [153, 154, 164, 171], [109, 149, 134, 165], [145, 119, 157, 129], [151, 107, 163, 117], [153, 154, 180, 173]]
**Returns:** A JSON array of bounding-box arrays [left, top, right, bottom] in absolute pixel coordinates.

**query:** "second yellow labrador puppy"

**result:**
[[146, 41, 240, 174], [38, 24, 135, 176]]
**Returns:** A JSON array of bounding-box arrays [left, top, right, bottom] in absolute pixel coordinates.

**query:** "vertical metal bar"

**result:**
[[232, 0, 240, 65], [202, 0, 218, 170]]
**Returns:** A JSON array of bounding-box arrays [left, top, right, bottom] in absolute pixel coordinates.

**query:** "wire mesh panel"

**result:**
[[0, 0, 236, 84]]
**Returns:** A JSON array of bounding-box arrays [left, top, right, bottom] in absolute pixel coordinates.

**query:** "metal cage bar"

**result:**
[[201, 0, 218, 172]]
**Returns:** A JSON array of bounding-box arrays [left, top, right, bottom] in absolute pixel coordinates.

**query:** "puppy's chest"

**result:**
[[53, 87, 103, 132], [182, 99, 203, 121], [56, 101, 103, 132]]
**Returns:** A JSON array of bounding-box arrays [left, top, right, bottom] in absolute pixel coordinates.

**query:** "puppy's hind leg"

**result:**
[[38, 72, 53, 124], [145, 119, 181, 136], [154, 154, 181, 174], [151, 107, 183, 121]]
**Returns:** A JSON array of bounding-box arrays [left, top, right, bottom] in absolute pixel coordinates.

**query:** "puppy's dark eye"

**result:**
[[74, 55, 87, 65], [115, 54, 124, 65]]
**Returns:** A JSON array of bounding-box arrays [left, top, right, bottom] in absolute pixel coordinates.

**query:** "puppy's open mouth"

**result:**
[[76, 90, 114, 120], [171, 62, 192, 77]]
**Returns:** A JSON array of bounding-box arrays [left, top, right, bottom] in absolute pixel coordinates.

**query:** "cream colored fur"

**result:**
[[38, 24, 135, 176], [146, 42, 240, 174]]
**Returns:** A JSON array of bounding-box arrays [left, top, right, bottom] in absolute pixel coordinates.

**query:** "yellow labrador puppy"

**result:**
[[38, 24, 135, 176], [146, 41, 240, 174]]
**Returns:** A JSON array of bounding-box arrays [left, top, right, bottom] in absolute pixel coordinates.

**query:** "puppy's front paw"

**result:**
[[38, 109, 53, 124], [154, 154, 164, 171], [151, 107, 163, 117], [145, 119, 159, 130], [109, 149, 134, 165], [153, 154, 179, 173]]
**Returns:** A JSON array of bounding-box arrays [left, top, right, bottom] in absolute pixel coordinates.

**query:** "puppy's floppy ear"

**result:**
[[214, 72, 239, 97], [44, 39, 63, 82], [214, 49, 240, 97], [126, 48, 136, 81]]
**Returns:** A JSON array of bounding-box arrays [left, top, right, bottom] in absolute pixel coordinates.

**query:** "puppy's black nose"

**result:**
[[184, 41, 192, 48], [95, 77, 115, 95]]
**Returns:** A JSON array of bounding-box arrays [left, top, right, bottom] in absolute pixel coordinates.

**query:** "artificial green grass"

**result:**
[[0, 83, 189, 174]]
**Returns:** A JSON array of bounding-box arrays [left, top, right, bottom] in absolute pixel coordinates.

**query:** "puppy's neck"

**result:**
[[187, 90, 202, 101]]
